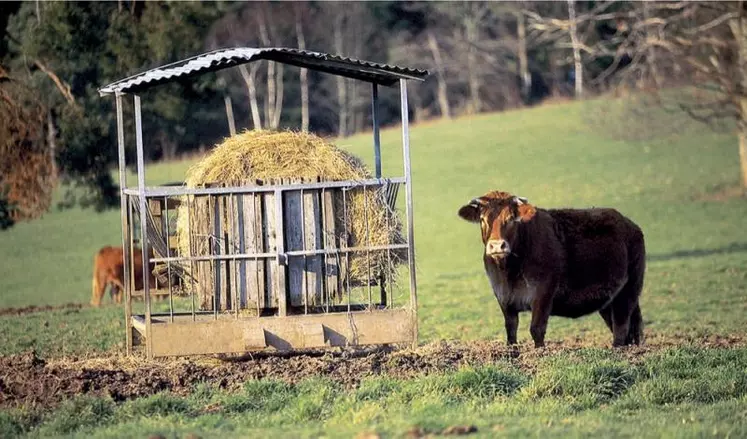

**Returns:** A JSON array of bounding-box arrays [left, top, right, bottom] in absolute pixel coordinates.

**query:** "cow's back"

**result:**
[[94, 246, 149, 289], [546, 207, 644, 291], [549, 208, 642, 243]]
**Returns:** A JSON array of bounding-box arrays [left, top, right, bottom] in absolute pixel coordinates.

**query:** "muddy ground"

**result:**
[[0, 333, 743, 411], [0, 303, 86, 317]]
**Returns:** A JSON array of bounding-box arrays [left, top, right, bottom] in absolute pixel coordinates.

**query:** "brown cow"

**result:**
[[91, 246, 156, 307], [458, 191, 646, 348]]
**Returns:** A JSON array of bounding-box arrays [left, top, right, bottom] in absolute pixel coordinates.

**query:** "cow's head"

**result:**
[[458, 191, 537, 261]]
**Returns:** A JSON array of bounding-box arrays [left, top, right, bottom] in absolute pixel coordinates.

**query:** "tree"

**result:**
[[294, 2, 310, 132], [612, 1, 747, 189], [0, 63, 55, 226], [524, 1, 632, 98], [5, 1, 227, 212], [567, 0, 583, 97]]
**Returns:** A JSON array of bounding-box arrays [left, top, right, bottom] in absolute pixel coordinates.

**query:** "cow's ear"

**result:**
[[458, 198, 483, 223], [513, 196, 536, 222]]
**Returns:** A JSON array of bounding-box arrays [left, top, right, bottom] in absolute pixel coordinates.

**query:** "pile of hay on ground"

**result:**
[[175, 129, 405, 306]]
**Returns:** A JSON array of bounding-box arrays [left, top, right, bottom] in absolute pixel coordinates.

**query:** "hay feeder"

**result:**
[[98, 47, 429, 359]]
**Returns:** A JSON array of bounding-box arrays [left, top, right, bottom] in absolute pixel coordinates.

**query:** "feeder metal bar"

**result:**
[[275, 189, 287, 316], [149, 244, 407, 263], [400, 78, 418, 347], [115, 94, 133, 354], [134, 95, 154, 358], [372, 83, 382, 178], [122, 177, 406, 198]]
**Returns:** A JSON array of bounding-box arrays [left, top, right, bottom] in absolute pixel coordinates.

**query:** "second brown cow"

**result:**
[[458, 191, 646, 348], [91, 246, 156, 307]]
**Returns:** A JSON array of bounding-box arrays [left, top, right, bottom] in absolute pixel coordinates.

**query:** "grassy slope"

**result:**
[[1, 97, 746, 437]]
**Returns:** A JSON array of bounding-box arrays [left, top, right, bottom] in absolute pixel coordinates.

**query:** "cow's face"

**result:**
[[458, 191, 537, 261]]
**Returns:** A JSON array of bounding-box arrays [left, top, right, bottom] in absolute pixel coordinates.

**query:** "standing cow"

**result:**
[[458, 191, 646, 348], [91, 245, 156, 307]]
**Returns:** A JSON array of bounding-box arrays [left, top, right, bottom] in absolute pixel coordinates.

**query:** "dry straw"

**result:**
[[175, 129, 404, 306]]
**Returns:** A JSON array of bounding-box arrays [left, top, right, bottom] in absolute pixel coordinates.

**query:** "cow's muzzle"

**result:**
[[486, 239, 510, 259]]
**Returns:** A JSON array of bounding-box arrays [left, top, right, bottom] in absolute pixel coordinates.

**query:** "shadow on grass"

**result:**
[[647, 242, 747, 263]]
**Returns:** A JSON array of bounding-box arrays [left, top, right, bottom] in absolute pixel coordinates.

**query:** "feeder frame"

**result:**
[[99, 47, 429, 359]]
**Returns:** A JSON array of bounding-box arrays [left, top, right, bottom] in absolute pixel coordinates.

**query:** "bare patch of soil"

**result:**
[[692, 184, 746, 202], [0, 303, 85, 317], [0, 333, 744, 410]]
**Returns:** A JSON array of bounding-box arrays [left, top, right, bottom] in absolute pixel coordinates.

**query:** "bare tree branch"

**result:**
[[33, 60, 75, 106]]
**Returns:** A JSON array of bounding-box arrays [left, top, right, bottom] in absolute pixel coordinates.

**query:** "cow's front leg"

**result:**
[[500, 304, 519, 345], [530, 288, 555, 348]]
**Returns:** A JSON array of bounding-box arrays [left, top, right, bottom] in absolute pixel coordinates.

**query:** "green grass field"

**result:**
[[1, 96, 746, 438]]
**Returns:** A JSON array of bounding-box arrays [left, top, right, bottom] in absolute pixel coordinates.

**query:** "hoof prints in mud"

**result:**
[[0, 335, 743, 410], [0, 342, 513, 409], [0, 303, 86, 317]]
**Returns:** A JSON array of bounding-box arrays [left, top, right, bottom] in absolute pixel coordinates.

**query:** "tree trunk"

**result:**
[[224, 95, 236, 136], [46, 111, 57, 180], [642, 1, 660, 89], [350, 15, 363, 133], [239, 64, 262, 129], [427, 31, 451, 119], [739, 127, 747, 189], [567, 0, 584, 98], [516, 10, 531, 103], [159, 133, 177, 161], [295, 11, 309, 132], [465, 17, 482, 113], [257, 11, 276, 128], [271, 62, 284, 129], [548, 50, 562, 97], [265, 61, 275, 128], [334, 12, 348, 137], [729, 13, 747, 189]]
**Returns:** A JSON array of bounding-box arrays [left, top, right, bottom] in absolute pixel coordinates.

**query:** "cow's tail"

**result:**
[[91, 251, 106, 307], [626, 229, 646, 345]]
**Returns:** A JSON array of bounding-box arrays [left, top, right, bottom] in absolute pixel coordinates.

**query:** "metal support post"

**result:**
[[400, 79, 418, 348], [134, 95, 154, 358]]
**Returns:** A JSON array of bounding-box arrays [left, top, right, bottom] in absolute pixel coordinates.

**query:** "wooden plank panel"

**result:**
[[303, 180, 323, 307], [322, 187, 340, 304], [223, 193, 237, 312], [212, 194, 227, 311], [263, 180, 280, 309], [233, 193, 247, 309], [145, 309, 414, 357], [165, 197, 182, 210], [236, 191, 263, 311], [193, 195, 214, 311], [284, 178, 304, 308], [167, 236, 180, 250], [252, 192, 266, 309], [336, 188, 352, 302]]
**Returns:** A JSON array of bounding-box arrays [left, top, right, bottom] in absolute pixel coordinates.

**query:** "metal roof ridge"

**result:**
[[99, 46, 429, 96]]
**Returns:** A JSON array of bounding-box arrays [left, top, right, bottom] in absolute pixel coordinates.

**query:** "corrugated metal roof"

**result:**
[[99, 47, 429, 95]]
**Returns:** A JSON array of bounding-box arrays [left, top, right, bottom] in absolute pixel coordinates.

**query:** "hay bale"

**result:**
[[175, 129, 404, 310]]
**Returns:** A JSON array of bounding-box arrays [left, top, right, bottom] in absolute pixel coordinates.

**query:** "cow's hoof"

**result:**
[[507, 344, 520, 358]]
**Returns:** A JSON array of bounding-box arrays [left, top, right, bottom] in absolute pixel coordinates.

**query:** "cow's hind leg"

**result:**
[[611, 239, 646, 347], [91, 270, 107, 308], [626, 304, 643, 345], [610, 296, 633, 347], [111, 279, 126, 305], [599, 306, 614, 334]]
